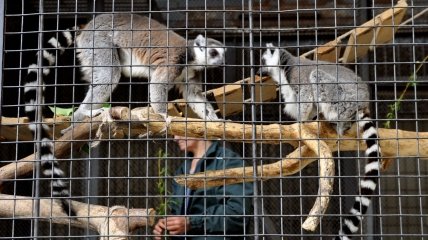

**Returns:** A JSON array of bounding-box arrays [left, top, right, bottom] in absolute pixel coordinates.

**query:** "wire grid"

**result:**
[[0, 0, 427, 239]]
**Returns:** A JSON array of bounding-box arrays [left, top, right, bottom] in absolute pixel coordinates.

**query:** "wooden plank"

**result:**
[[314, 39, 343, 62], [342, 25, 376, 63], [254, 77, 277, 103], [371, 0, 407, 46], [210, 84, 244, 117], [302, 0, 408, 63], [342, 0, 407, 63]]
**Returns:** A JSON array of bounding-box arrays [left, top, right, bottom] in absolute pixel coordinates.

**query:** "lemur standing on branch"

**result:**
[[259, 43, 381, 240], [24, 14, 226, 216]]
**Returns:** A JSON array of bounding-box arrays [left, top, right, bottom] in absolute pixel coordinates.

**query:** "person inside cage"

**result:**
[[152, 135, 254, 240]]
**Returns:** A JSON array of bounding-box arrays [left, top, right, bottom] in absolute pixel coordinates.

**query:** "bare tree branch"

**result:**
[[0, 193, 155, 239], [1, 106, 426, 233], [2, 106, 427, 186]]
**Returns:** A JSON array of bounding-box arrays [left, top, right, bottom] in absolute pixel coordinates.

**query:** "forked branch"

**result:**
[[2, 106, 427, 185]]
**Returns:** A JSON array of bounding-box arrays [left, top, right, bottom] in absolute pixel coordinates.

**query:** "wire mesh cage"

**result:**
[[0, 0, 427, 239]]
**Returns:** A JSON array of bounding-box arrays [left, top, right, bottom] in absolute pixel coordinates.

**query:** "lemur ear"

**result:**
[[194, 34, 206, 50]]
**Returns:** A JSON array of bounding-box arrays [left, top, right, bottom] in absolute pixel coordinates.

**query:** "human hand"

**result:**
[[164, 216, 190, 235], [153, 218, 166, 240], [152, 217, 190, 240]]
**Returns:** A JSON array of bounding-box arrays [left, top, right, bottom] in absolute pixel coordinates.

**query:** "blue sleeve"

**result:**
[[189, 182, 253, 234]]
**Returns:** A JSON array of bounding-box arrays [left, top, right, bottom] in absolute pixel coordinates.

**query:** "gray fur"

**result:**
[[72, 14, 225, 123], [260, 44, 369, 135], [260, 44, 381, 239]]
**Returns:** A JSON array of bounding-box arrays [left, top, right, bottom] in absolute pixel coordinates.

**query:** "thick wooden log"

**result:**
[[0, 193, 155, 239]]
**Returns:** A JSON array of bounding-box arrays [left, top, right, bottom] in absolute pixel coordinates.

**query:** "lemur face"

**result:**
[[258, 43, 281, 76], [206, 46, 226, 66], [193, 34, 226, 68]]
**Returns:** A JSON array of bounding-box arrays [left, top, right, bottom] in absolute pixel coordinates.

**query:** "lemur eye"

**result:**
[[209, 49, 219, 58]]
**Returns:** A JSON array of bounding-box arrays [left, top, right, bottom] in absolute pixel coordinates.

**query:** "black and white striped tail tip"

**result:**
[[24, 29, 77, 217], [39, 141, 75, 216], [335, 112, 381, 239]]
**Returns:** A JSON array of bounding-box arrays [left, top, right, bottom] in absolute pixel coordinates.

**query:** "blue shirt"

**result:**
[[171, 141, 254, 240]]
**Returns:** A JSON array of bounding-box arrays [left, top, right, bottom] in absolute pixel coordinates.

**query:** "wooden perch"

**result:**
[[0, 193, 155, 239], [2, 106, 427, 233], [2, 106, 428, 186], [0, 116, 156, 238], [2, 106, 427, 186], [0, 115, 104, 181], [0, 116, 70, 142]]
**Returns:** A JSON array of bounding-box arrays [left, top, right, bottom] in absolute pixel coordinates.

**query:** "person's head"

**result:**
[[173, 135, 213, 156]]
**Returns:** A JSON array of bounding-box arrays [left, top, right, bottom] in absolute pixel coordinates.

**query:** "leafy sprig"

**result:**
[[155, 149, 177, 217], [384, 55, 428, 128]]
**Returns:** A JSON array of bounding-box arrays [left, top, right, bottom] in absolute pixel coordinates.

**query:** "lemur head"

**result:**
[[258, 43, 282, 76], [192, 34, 226, 69]]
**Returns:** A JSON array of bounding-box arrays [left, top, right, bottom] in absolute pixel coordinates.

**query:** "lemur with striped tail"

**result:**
[[259, 43, 381, 240], [24, 14, 226, 216]]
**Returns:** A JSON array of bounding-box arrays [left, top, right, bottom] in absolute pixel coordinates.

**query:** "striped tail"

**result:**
[[336, 111, 381, 240], [24, 29, 77, 216]]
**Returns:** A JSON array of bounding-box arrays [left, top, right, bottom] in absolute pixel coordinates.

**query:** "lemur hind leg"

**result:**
[[148, 67, 174, 116], [62, 40, 121, 134]]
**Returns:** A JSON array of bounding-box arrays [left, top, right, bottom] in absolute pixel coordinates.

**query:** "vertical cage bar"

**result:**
[[247, 0, 259, 239], [0, 0, 4, 119], [32, 0, 45, 237]]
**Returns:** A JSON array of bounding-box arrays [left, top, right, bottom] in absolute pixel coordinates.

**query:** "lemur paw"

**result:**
[[206, 111, 219, 121], [61, 108, 105, 135], [80, 108, 105, 118]]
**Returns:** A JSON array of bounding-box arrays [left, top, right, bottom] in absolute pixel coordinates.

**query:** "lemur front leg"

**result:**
[[179, 76, 219, 121]]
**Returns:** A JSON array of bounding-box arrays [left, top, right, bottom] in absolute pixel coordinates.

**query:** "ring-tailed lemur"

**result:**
[[259, 43, 381, 240], [25, 28, 78, 216], [24, 14, 225, 216], [73, 13, 224, 122]]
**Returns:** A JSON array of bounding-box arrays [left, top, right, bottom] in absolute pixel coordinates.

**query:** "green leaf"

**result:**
[[102, 103, 112, 108], [48, 106, 76, 116], [386, 112, 395, 120]]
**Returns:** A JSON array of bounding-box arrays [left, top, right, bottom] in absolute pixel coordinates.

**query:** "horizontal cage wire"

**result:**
[[0, 0, 427, 239]]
